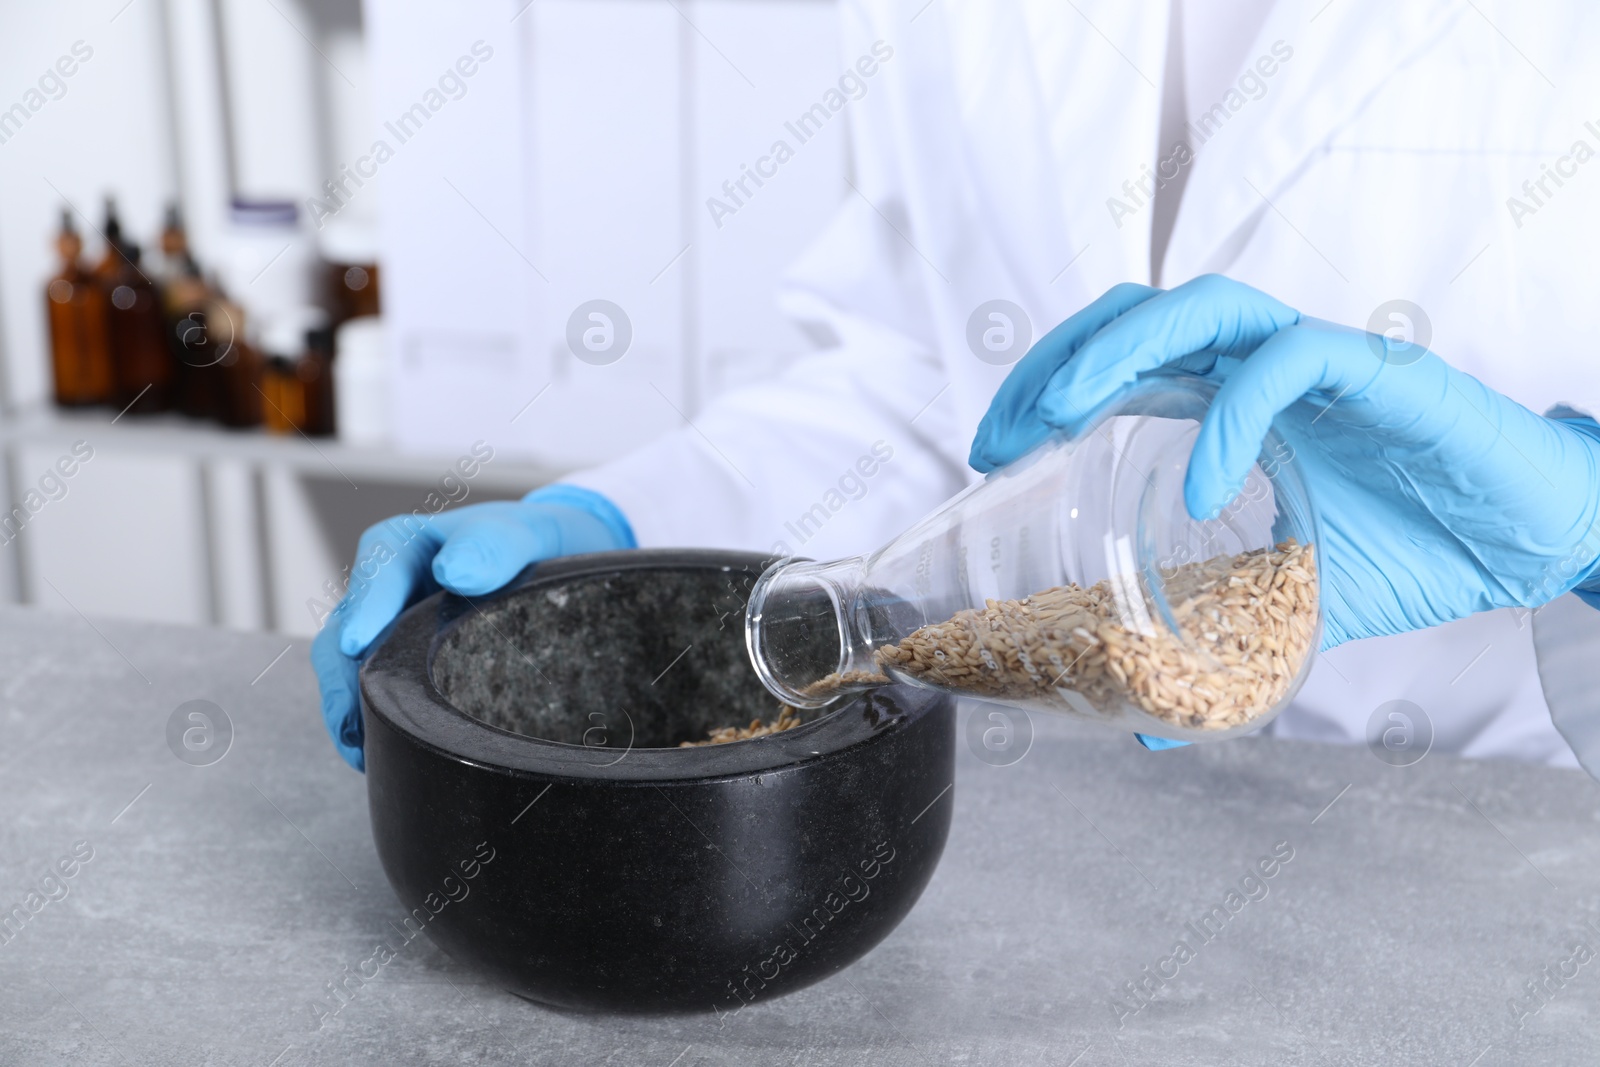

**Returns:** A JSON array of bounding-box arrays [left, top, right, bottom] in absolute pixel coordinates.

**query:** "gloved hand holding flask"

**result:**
[[971, 275, 1600, 650], [744, 356, 1324, 742], [747, 274, 1600, 747]]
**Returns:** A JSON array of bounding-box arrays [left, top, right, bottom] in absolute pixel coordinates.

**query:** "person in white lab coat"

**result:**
[[313, 0, 1600, 772]]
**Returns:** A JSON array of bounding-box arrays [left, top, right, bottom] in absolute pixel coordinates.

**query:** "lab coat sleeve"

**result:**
[[564, 307, 972, 560], [563, 0, 973, 560]]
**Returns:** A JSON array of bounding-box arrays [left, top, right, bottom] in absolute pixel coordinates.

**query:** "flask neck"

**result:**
[[745, 556, 883, 709]]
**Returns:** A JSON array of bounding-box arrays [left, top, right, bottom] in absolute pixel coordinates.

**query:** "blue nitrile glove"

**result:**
[[311, 485, 636, 770], [971, 274, 1600, 663]]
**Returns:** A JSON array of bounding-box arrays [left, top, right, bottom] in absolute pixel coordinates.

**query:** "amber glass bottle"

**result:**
[[158, 206, 217, 418], [93, 197, 127, 285], [159, 204, 209, 324], [327, 261, 381, 325], [216, 343, 264, 428], [208, 290, 262, 428], [300, 326, 336, 436], [105, 243, 173, 413], [262, 326, 336, 436], [157, 204, 187, 275], [260, 355, 302, 434], [172, 308, 221, 419], [46, 212, 114, 406]]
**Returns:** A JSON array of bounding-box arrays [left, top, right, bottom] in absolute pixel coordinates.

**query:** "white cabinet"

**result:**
[[367, 0, 848, 468], [523, 0, 690, 463], [15, 441, 211, 626]]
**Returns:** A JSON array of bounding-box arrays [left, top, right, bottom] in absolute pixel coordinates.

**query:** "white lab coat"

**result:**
[[572, 0, 1600, 765]]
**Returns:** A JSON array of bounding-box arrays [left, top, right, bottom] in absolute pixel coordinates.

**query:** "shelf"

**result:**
[[0, 404, 569, 492]]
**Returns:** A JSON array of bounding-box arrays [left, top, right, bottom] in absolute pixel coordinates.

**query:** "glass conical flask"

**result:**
[[745, 376, 1322, 741]]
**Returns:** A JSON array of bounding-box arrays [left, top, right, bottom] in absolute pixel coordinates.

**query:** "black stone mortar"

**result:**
[[360, 549, 956, 1014]]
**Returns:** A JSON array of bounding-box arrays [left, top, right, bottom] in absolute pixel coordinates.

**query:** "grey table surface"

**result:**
[[2, 605, 1600, 1066]]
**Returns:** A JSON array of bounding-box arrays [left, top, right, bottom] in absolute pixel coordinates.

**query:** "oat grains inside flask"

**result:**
[[745, 376, 1323, 742]]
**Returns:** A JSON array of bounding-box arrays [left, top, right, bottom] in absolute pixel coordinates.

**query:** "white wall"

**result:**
[[690, 1, 851, 402], [0, 0, 178, 411], [215, 0, 325, 202]]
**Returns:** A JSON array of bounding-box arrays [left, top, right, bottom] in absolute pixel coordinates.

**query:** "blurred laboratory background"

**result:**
[[0, 0, 845, 636]]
